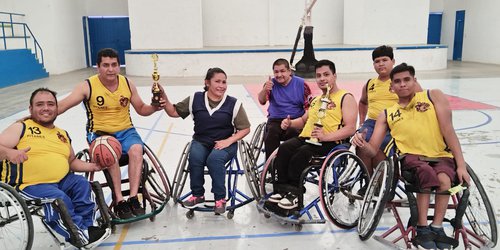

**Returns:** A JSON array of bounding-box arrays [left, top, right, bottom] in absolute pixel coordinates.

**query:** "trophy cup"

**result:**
[[151, 54, 161, 106], [306, 84, 331, 146]]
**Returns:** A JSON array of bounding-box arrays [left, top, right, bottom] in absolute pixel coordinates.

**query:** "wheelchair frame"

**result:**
[[357, 155, 498, 249], [0, 180, 111, 250], [76, 143, 171, 225], [171, 141, 254, 219]]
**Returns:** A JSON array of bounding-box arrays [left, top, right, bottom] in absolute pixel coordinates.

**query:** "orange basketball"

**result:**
[[89, 135, 122, 167]]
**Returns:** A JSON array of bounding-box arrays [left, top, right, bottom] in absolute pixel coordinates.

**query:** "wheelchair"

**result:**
[[76, 143, 171, 225], [357, 154, 497, 249], [0, 180, 111, 249], [256, 143, 370, 231], [170, 141, 254, 219], [240, 122, 266, 200]]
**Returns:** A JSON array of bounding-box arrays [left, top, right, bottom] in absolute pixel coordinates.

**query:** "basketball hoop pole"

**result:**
[[290, 0, 317, 67]]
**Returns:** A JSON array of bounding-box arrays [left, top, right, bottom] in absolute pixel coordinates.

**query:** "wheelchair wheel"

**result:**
[[319, 150, 369, 229], [358, 159, 394, 241], [143, 144, 171, 206], [0, 182, 34, 250], [171, 142, 191, 203], [259, 149, 278, 197], [248, 122, 266, 163], [240, 141, 262, 200], [462, 164, 497, 247]]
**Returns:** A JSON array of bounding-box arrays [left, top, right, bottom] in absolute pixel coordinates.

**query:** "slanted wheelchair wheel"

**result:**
[[0, 182, 34, 250], [240, 141, 262, 200], [259, 149, 278, 197], [319, 150, 370, 229], [248, 122, 266, 163], [462, 164, 497, 247], [144, 144, 171, 204], [171, 142, 191, 203], [358, 159, 394, 241]]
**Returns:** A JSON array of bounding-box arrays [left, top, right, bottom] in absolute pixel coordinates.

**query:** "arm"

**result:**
[[281, 111, 308, 130], [58, 81, 89, 115], [129, 81, 163, 116], [258, 76, 273, 105], [68, 147, 102, 172], [315, 94, 358, 142], [0, 122, 30, 164], [214, 105, 251, 150], [159, 84, 180, 118], [430, 89, 470, 184], [358, 82, 368, 126], [352, 111, 389, 158]]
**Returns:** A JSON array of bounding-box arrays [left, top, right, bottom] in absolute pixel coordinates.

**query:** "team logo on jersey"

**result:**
[[368, 84, 375, 92], [415, 102, 430, 112], [119, 95, 129, 107], [327, 101, 336, 110], [57, 131, 68, 143]]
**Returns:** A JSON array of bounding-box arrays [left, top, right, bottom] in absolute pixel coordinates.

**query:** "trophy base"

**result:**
[[305, 139, 322, 146]]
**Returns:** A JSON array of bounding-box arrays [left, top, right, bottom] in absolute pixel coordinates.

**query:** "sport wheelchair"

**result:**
[[170, 141, 254, 219], [0, 180, 111, 249], [240, 122, 266, 200], [357, 154, 497, 249], [256, 143, 370, 231], [76, 143, 171, 226]]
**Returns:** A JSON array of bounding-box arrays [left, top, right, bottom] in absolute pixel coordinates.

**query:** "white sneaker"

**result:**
[[268, 192, 285, 203], [278, 193, 298, 210]]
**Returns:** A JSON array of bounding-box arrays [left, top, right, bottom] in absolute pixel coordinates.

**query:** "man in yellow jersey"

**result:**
[[269, 59, 357, 210], [352, 63, 470, 250], [58, 48, 165, 219], [357, 45, 397, 177], [0, 88, 110, 248]]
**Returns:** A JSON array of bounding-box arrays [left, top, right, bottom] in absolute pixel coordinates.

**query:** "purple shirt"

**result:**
[[268, 75, 306, 119]]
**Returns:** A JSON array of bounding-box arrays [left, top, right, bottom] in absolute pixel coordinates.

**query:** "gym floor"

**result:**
[[1, 60, 499, 249]]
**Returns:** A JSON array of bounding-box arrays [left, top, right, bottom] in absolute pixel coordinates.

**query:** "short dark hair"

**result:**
[[272, 58, 290, 70], [390, 63, 415, 80], [30, 88, 57, 106], [315, 59, 336, 74], [204, 67, 227, 91], [372, 45, 394, 61], [97, 48, 120, 66]]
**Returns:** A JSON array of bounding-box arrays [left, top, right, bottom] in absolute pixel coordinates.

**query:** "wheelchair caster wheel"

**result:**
[[227, 211, 234, 219], [186, 210, 194, 219], [149, 215, 156, 222], [264, 214, 271, 219], [294, 224, 303, 232]]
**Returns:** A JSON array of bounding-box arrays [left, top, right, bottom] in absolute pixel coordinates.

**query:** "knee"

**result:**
[[437, 172, 452, 191], [127, 144, 143, 160]]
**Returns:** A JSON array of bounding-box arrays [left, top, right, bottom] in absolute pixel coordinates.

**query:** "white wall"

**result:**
[[85, 0, 128, 16], [462, 0, 500, 64], [344, 0, 429, 45]]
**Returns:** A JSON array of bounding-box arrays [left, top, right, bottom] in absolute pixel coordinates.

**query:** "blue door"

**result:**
[[427, 12, 442, 44], [453, 10, 465, 61], [83, 16, 131, 66]]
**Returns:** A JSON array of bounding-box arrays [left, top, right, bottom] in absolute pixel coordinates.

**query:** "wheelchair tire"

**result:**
[[0, 182, 34, 250], [319, 150, 370, 229], [259, 149, 278, 196], [144, 144, 171, 204], [248, 122, 266, 163], [240, 141, 262, 200], [463, 164, 498, 247], [358, 159, 394, 241], [171, 142, 191, 203]]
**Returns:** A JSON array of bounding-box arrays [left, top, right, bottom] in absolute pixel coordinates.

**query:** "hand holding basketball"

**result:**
[[89, 135, 122, 168]]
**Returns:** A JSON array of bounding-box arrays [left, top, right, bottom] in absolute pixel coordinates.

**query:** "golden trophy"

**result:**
[[151, 54, 161, 106], [306, 84, 331, 146]]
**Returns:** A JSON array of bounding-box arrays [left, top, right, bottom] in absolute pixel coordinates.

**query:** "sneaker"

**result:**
[[214, 198, 226, 215], [182, 195, 205, 208], [85, 226, 111, 248], [114, 200, 134, 219], [128, 196, 145, 216], [278, 192, 298, 210], [430, 226, 452, 250], [268, 192, 285, 203], [357, 183, 368, 196], [415, 226, 437, 250]]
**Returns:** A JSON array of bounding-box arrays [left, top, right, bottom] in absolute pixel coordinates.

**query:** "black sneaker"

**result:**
[[85, 226, 110, 248], [430, 226, 452, 250], [114, 200, 134, 219], [128, 196, 145, 216], [278, 192, 298, 210], [415, 226, 437, 250]]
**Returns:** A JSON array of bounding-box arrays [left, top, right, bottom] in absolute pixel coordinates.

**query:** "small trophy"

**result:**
[[151, 54, 161, 106], [306, 84, 331, 146]]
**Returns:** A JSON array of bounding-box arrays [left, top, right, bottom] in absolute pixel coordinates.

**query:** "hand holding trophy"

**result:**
[[151, 54, 161, 106], [306, 84, 331, 146]]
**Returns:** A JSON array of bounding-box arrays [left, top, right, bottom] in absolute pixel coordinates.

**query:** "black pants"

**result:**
[[264, 119, 301, 159], [274, 137, 339, 187]]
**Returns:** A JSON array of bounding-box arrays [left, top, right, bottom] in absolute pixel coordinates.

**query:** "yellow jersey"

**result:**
[[366, 78, 398, 120], [300, 89, 349, 139], [385, 90, 452, 158], [0, 119, 71, 190], [84, 74, 133, 133]]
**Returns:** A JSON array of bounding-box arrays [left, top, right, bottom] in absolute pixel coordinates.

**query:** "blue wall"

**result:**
[[0, 49, 49, 88]]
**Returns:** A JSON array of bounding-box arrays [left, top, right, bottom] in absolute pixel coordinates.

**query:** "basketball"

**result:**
[[89, 135, 122, 167]]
